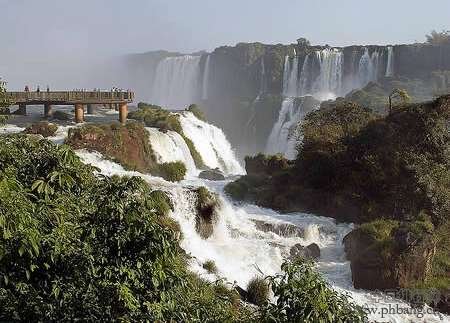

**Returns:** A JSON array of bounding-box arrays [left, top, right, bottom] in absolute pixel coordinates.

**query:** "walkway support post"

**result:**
[[119, 103, 128, 124], [75, 104, 84, 123], [18, 104, 27, 115], [44, 104, 53, 118]]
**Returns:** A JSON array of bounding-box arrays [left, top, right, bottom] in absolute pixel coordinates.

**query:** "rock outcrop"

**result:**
[[199, 169, 225, 181], [289, 243, 321, 261]]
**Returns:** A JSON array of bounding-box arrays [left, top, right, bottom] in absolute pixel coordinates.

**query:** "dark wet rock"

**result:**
[[289, 243, 320, 260], [343, 227, 436, 290], [252, 219, 305, 238], [199, 168, 225, 181]]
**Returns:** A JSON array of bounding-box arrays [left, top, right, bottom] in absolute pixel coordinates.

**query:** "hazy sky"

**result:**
[[1, 0, 449, 89], [1, 0, 449, 59]]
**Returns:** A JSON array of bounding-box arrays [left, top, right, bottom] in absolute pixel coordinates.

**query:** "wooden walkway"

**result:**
[[6, 91, 135, 123]]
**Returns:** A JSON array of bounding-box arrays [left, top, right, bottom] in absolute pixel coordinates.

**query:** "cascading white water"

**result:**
[[265, 98, 308, 159], [283, 56, 300, 97], [151, 55, 202, 108], [146, 127, 198, 176], [312, 48, 344, 101], [358, 47, 380, 87], [298, 53, 311, 96], [201, 55, 211, 100], [178, 112, 245, 175], [386, 46, 395, 77]]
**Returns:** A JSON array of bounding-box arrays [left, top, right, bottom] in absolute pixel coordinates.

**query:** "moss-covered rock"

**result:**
[[23, 121, 58, 137], [193, 187, 220, 239], [128, 104, 205, 168], [66, 122, 157, 173]]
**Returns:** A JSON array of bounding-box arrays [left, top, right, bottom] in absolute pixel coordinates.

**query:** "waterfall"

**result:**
[[151, 55, 202, 108], [358, 48, 380, 87], [178, 112, 245, 175], [312, 48, 343, 101], [298, 54, 311, 96], [258, 57, 266, 96], [265, 97, 315, 159], [385, 46, 395, 77], [202, 55, 211, 100], [283, 56, 300, 97], [146, 127, 198, 176]]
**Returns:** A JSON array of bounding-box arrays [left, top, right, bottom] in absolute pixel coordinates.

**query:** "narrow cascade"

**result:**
[[312, 48, 343, 101], [265, 97, 314, 159], [258, 57, 266, 96], [385, 46, 395, 77], [151, 55, 202, 108], [146, 127, 198, 176], [358, 48, 379, 87], [201, 54, 211, 100], [178, 112, 245, 175], [298, 53, 311, 96], [283, 56, 299, 97]]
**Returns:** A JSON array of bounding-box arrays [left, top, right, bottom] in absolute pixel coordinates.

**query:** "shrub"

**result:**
[[23, 121, 58, 137], [194, 187, 220, 239], [186, 104, 206, 121], [260, 260, 367, 322], [156, 161, 187, 182], [246, 277, 269, 306], [203, 260, 218, 274]]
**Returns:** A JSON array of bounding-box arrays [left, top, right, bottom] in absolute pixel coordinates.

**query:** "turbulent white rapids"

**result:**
[[1, 119, 448, 322], [145, 127, 198, 176], [178, 112, 245, 175]]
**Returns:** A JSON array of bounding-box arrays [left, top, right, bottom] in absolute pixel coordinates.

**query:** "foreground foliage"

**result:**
[[261, 260, 367, 323], [0, 134, 249, 321]]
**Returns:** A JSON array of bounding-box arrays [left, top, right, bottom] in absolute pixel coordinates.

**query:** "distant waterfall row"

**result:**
[[150, 55, 211, 108], [282, 46, 395, 100]]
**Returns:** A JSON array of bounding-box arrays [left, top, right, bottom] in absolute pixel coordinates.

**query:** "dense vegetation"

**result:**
[[0, 134, 251, 321], [0, 134, 367, 321], [129, 103, 205, 168]]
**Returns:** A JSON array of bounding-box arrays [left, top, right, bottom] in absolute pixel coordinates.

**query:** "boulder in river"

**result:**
[[199, 168, 225, 181], [289, 243, 320, 261], [252, 219, 305, 238]]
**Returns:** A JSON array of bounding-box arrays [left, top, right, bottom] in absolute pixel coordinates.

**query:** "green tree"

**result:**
[[426, 30, 450, 45], [388, 88, 410, 113], [0, 78, 11, 124], [260, 260, 367, 323]]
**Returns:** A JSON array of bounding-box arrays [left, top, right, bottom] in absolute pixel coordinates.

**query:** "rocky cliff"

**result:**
[[125, 41, 450, 157]]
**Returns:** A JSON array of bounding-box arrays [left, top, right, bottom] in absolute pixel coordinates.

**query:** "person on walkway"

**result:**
[[46, 85, 50, 92], [36, 86, 40, 93], [24, 85, 29, 92]]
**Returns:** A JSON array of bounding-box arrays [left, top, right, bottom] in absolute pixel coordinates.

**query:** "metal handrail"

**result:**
[[5, 91, 134, 103]]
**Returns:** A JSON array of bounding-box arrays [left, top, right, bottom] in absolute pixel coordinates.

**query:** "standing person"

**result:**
[[36, 86, 40, 93], [46, 85, 50, 92], [24, 85, 29, 92]]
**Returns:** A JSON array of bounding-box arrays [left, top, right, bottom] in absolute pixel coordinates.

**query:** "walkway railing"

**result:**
[[6, 91, 134, 103]]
